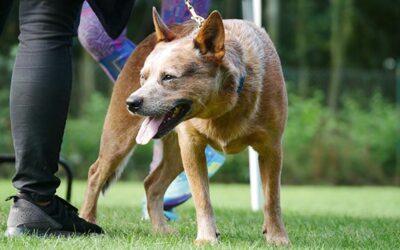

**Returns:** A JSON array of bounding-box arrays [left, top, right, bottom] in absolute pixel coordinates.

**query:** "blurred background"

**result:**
[[0, 0, 399, 185]]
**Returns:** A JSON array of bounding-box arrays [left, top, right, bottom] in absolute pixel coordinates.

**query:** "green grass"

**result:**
[[0, 180, 399, 249]]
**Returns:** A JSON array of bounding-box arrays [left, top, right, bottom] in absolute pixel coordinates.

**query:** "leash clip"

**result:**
[[185, 0, 205, 28]]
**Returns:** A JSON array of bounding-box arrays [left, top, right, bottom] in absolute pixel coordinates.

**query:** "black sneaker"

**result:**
[[4, 193, 104, 237]]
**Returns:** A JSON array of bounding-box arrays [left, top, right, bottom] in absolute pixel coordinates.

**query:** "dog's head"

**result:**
[[127, 8, 233, 145]]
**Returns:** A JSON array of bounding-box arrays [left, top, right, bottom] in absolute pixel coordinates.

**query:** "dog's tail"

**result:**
[[101, 148, 134, 194]]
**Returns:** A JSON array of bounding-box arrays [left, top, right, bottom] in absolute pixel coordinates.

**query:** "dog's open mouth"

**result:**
[[136, 101, 191, 145]]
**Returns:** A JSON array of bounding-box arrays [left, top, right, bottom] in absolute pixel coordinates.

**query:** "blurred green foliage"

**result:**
[[0, 89, 12, 154], [283, 91, 397, 185], [1, 89, 389, 185]]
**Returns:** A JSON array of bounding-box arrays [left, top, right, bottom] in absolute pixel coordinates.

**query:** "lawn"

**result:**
[[0, 180, 399, 249]]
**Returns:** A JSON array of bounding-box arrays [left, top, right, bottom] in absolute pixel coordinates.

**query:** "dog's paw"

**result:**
[[265, 232, 290, 246], [80, 213, 97, 224], [194, 237, 218, 246]]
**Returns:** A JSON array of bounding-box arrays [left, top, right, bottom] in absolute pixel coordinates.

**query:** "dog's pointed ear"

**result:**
[[152, 7, 176, 42], [194, 11, 225, 62]]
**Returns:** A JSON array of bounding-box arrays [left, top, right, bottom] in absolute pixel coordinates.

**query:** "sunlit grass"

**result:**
[[0, 180, 399, 249]]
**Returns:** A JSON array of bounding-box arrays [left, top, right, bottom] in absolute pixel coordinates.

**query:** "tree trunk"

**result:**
[[296, 0, 310, 97], [328, 0, 353, 113]]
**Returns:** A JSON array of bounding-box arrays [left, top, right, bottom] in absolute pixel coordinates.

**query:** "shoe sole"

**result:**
[[5, 227, 88, 237]]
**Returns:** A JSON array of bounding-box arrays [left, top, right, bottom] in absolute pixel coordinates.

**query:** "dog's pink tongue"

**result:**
[[136, 116, 165, 145]]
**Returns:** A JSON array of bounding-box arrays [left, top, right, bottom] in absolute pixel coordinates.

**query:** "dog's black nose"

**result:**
[[126, 96, 143, 112]]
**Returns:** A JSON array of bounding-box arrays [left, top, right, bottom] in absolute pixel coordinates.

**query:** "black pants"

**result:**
[[1, 0, 83, 201]]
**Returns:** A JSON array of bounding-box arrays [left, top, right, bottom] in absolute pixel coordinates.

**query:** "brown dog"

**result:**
[[80, 8, 289, 245]]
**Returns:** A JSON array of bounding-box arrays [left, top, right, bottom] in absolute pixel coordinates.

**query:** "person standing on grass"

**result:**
[[1, 0, 135, 236], [78, 0, 224, 222]]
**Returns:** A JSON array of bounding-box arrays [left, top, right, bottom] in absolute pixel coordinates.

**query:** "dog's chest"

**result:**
[[208, 138, 248, 154], [190, 119, 251, 154]]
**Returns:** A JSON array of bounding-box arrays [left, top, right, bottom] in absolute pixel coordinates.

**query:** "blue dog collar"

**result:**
[[237, 76, 246, 94]]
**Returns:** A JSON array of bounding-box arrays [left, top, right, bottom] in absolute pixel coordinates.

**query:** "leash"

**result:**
[[184, 0, 205, 28]]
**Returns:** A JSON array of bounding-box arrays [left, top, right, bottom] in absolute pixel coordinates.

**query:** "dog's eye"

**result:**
[[139, 73, 146, 86], [162, 74, 176, 81]]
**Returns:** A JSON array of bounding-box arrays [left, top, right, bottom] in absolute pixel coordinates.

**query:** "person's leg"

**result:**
[[78, 1, 135, 81], [6, 0, 102, 236], [11, 0, 84, 200]]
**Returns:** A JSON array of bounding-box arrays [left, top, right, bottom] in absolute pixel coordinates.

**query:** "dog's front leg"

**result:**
[[176, 126, 218, 245], [145, 133, 184, 234], [256, 143, 290, 245]]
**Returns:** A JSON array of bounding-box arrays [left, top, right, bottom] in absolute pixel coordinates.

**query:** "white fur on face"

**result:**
[[142, 38, 196, 85]]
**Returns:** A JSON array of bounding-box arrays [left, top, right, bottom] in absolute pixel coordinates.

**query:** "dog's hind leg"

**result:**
[[79, 116, 139, 223], [78, 31, 158, 223], [79, 83, 142, 223], [79, 145, 135, 223], [144, 132, 184, 233], [254, 143, 290, 245]]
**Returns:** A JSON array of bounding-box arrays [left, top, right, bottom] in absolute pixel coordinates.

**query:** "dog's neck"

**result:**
[[187, 37, 261, 145], [221, 39, 248, 95]]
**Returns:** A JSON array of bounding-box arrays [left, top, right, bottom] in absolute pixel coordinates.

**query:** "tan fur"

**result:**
[[80, 10, 289, 246]]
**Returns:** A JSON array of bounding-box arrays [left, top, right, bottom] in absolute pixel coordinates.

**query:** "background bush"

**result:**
[[2, 89, 388, 185], [282, 91, 397, 185]]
